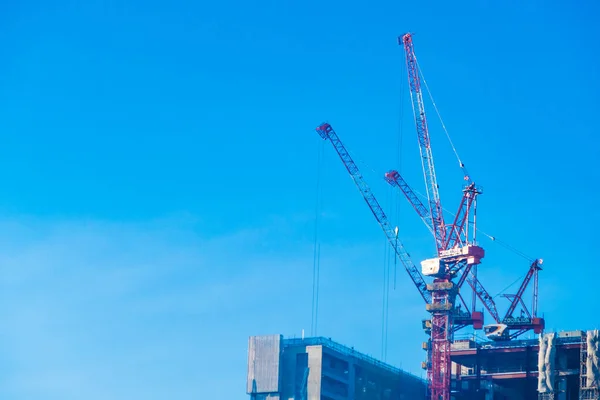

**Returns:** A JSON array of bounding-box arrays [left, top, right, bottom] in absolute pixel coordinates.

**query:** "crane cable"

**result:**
[[415, 56, 471, 181], [311, 140, 324, 337], [492, 271, 530, 300], [395, 53, 405, 291], [475, 229, 534, 262], [409, 55, 533, 262], [381, 204, 391, 361], [382, 64, 408, 361], [329, 141, 393, 360], [397, 51, 406, 174]]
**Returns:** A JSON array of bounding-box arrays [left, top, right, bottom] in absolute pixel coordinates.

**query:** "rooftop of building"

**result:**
[[279, 335, 426, 383]]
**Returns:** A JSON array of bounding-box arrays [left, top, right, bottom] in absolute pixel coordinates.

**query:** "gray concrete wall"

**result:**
[[247, 335, 282, 395], [306, 345, 323, 400]]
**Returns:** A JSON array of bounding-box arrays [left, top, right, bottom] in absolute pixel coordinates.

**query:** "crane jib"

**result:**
[[315, 122, 431, 304]]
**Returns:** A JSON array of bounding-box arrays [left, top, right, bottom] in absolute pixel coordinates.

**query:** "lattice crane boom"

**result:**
[[384, 170, 434, 235], [464, 271, 500, 323], [482, 258, 545, 340], [401, 33, 446, 254], [503, 259, 543, 320], [316, 122, 431, 304], [444, 184, 480, 250]]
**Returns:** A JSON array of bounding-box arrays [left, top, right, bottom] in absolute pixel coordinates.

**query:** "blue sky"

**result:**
[[1, 0, 599, 398]]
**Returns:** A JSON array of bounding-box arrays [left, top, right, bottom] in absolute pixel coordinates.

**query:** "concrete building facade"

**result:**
[[246, 335, 427, 400]]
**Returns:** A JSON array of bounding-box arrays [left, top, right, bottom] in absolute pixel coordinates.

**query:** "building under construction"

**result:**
[[246, 334, 427, 399], [450, 329, 600, 399], [246, 330, 600, 399]]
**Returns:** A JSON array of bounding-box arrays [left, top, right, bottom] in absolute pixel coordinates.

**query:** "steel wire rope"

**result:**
[[395, 53, 406, 291], [492, 272, 530, 300], [311, 139, 325, 337], [381, 207, 391, 361], [413, 60, 534, 262], [328, 140, 394, 360], [381, 235, 388, 359], [414, 56, 471, 181]]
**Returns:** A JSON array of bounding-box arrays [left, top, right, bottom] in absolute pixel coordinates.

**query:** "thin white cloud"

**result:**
[[0, 215, 430, 399], [0, 216, 315, 399]]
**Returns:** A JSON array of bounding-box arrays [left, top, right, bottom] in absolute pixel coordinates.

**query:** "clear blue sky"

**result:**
[[1, 0, 599, 398]]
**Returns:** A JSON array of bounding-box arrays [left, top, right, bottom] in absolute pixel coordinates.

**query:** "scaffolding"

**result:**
[[580, 331, 600, 400]]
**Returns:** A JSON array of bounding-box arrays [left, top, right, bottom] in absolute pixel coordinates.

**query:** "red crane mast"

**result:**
[[396, 33, 488, 400]]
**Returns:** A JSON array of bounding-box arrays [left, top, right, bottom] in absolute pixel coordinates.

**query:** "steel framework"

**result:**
[[401, 33, 446, 254]]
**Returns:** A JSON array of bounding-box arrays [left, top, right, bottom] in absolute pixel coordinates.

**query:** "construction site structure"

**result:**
[[246, 330, 600, 399], [451, 329, 600, 399], [246, 334, 427, 399]]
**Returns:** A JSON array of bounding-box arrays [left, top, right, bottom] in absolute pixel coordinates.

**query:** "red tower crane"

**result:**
[[388, 33, 545, 397], [314, 34, 545, 400]]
